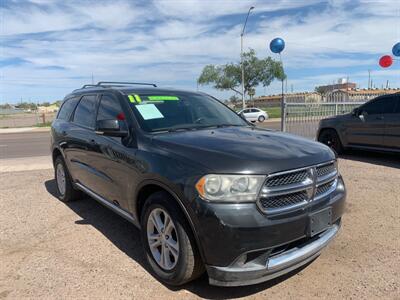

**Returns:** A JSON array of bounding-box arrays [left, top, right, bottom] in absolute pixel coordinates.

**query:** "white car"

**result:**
[[238, 108, 269, 123]]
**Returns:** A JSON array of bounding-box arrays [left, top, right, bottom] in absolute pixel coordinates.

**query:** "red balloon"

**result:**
[[379, 55, 393, 68]]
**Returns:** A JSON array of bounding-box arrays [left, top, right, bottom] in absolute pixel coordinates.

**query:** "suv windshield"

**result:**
[[127, 93, 248, 132]]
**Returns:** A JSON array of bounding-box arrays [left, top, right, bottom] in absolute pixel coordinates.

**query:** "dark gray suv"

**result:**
[[318, 93, 400, 154], [51, 82, 346, 287]]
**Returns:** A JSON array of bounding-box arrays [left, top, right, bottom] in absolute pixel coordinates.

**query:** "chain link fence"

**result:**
[[284, 101, 366, 139], [0, 111, 56, 128]]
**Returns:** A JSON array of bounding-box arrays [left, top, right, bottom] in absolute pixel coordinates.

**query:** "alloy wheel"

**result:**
[[146, 208, 179, 270], [56, 163, 66, 196]]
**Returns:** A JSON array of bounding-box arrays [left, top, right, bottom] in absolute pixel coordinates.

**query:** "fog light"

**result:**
[[336, 177, 345, 192]]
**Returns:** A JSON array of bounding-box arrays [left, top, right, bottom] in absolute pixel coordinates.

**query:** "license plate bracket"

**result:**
[[308, 207, 332, 237]]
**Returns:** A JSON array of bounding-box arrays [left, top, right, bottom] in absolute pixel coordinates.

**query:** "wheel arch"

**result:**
[[134, 180, 206, 262], [318, 127, 342, 142], [318, 127, 347, 152], [52, 147, 63, 166]]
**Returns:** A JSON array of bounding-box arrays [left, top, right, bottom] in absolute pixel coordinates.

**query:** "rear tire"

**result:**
[[54, 156, 82, 202], [258, 115, 266, 123], [140, 191, 204, 286], [318, 129, 344, 154]]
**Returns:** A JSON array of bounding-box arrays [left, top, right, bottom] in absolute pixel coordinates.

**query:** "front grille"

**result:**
[[316, 162, 336, 177], [258, 161, 338, 214], [259, 191, 308, 210], [316, 179, 336, 197], [264, 170, 308, 187]]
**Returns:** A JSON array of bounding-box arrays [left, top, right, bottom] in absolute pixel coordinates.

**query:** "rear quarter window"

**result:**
[[57, 97, 79, 121]]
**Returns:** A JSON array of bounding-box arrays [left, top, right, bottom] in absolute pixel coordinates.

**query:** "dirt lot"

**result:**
[[0, 151, 399, 299]]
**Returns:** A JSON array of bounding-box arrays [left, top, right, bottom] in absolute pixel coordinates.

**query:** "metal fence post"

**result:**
[[281, 97, 286, 132]]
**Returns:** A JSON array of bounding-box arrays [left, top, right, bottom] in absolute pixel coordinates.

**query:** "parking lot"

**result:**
[[0, 146, 399, 299]]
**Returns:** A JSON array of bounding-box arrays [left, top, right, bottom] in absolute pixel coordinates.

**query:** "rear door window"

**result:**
[[57, 97, 79, 121], [73, 95, 98, 129]]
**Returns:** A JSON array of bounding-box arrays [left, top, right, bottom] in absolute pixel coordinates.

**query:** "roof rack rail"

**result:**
[[97, 81, 157, 87], [80, 81, 157, 89]]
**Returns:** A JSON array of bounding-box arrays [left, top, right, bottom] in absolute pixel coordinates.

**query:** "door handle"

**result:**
[[375, 116, 384, 120]]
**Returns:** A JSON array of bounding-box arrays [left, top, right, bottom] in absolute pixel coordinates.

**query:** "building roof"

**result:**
[[255, 92, 320, 101], [329, 88, 400, 95]]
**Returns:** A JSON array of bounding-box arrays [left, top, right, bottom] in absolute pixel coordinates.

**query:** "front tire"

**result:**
[[318, 129, 344, 154], [54, 156, 82, 202], [141, 191, 204, 286]]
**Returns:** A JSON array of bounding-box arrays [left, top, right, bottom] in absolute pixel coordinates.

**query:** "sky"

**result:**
[[1, 0, 400, 103]]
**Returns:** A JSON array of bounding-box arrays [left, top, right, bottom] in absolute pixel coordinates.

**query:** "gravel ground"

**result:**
[[0, 151, 399, 299]]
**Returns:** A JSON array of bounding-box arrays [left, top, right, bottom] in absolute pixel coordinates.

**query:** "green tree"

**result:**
[[15, 102, 37, 110], [52, 100, 63, 107], [315, 86, 325, 94], [0, 103, 12, 109], [198, 49, 285, 97]]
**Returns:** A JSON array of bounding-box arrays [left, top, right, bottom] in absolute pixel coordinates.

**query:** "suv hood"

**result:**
[[152, 126, 335, 175], [321, 113, 351, 122]]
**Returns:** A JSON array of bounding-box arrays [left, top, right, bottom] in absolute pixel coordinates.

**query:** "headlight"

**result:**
[[195, 174, 266, 202]]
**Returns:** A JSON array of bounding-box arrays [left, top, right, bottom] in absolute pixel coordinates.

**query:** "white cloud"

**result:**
[[1, 0, 399, 102]]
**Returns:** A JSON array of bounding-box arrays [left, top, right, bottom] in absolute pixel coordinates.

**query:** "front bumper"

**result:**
[[206, 222, 340, 286], [187, 176, 346, 286]]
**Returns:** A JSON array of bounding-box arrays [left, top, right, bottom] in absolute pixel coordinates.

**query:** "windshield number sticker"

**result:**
[[128, 94, 142, 103], [147, 96, 179, 101]]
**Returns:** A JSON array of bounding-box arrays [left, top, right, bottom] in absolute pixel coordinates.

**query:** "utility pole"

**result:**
[[285, 78, 288, 93], [240, 6, 254, 110], [368, 69, 371, 89], [279, 53, 285, 132]]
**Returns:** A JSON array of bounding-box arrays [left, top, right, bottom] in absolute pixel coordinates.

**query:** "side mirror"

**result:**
[[351, 108, 359, 116], [96, 119, 128, 137]]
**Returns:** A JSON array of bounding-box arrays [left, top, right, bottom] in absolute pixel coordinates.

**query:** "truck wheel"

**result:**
[[318, 129, 344, 154], [258, 115, 266, 123], [54, 156, 82, 202], [141, 191, 204, 286]]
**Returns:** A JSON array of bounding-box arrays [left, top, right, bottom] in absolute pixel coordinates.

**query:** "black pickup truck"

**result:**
[[51, 82, 346, 286]]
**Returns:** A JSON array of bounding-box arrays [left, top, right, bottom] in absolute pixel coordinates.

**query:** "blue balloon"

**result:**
[[270, 37, 285, 53], [392, 42, 400, 57]]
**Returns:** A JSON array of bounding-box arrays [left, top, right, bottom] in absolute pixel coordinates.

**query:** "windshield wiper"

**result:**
[[193, 124, 245, 129], [152, 127, 197, 133], [152, 124, 245, 133]]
